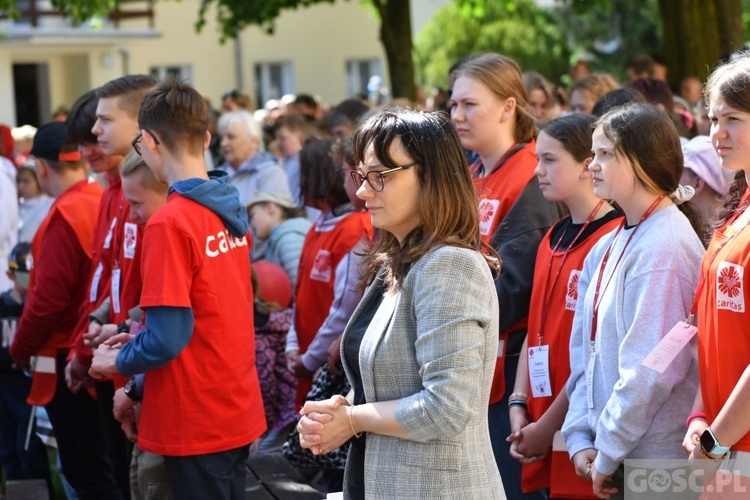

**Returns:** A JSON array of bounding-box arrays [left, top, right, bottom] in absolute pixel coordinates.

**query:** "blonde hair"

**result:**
[[456, 53, 536, 143], [571, 74, 620, 103], [120, 152, 167, 193]]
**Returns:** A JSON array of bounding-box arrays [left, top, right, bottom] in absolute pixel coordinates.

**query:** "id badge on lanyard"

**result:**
[[528, 345, 552, 397]]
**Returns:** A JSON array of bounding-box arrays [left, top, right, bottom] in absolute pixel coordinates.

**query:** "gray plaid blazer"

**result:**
[[341, 245, 506, 499]]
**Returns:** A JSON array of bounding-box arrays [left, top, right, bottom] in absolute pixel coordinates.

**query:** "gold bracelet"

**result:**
[[348, 405, 362, 438]]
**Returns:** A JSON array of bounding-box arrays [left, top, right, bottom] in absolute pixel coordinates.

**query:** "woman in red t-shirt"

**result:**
[[683, 54, 750, 498]]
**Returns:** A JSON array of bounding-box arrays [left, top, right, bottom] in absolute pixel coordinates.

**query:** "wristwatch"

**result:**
[[700, 427, 730, 457], [124, 377, 142, 402]]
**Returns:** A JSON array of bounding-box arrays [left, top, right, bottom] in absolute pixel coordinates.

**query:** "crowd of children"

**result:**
[[1, 46, 750, 500]]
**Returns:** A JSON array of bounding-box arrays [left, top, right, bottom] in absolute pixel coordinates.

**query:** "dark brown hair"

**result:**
[[328, 98, 370, 130], [596, 103, 707, 239], [330, 136, 356, 167], [66, 89, 98, 145], [96, 74, 157, 118], [299, 138, 350, 209], [541, 114, 597, 162], [630, 77, 675, 113], [353, 109, 500, 290], [138, 78, 209, 157], [274, 114, 307, 134], [704, 52, 750, 227]]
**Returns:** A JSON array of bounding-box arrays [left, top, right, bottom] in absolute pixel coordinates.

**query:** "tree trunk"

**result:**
[[659, 0, 742, 87], [373, 0, 416, 101]]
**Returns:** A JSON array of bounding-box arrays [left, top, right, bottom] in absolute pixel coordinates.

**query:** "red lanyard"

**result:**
[[688, 204, 750, 320], [537, 200, 605, 345], [589, 196, 664, 350]]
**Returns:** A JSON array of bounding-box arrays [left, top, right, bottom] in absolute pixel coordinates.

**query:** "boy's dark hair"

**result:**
[[592, 87, 646, 116], [96, 74, 158, 118], [625, 54, 656, 78], [630, 77, 675, 113], [330, 136, 356, 167], [138, 78, 209, 157], [329, 99, 370, 129], [299, 138, 349, 208], [273, 114, 306, 134], [294, 93, 318, 111], [66, 89, 98, 145]]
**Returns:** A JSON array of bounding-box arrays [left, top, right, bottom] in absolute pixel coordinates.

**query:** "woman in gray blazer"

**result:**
[[297, 109, 506, 499]]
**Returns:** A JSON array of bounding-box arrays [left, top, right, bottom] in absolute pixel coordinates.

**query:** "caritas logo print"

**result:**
[[565, 269, 581, 311], [478, 198, 499, 236], [716, 261, 745, 312]]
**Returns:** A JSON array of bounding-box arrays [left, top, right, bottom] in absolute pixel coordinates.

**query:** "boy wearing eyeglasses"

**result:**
[[90, 79, 266, 499]]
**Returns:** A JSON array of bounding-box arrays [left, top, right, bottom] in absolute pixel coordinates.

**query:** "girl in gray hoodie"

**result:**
[[562, 104, 705, 499]]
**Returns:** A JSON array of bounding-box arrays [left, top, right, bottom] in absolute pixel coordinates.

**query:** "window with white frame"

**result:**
[[346, 59, 382, 97], [254, 62, 295, 108], [149, 65, 193, 84]]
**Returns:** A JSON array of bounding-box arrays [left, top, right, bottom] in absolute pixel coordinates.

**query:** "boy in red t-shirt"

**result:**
[[65, 78, 156, 499], [90, 79, 265, 499], [8, 122, 120, 498]]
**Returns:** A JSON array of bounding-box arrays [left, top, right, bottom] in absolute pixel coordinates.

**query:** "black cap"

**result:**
[[30, 122, 81, 163], [8, 242, 31, 272]]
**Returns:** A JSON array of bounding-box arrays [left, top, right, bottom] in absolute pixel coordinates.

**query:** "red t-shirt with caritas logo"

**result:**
[[522, 212, 622, 493], [137, 192, 265, 456], [698, 193, 750, 453]]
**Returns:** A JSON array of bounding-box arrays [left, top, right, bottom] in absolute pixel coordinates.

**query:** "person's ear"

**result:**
[[204, 131, 211, 150], [500, 97, 517, 124], [581, 157, 594, 178], [35, 159, 48, 180], [692, 176, 706, 194], [142, 130, 160, 154]]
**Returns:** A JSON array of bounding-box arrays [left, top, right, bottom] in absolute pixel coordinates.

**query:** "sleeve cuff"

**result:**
[[393, 396, 434, 442], [301, 353, 321, 372], [565, 433, 596, 462], [115, 351, 134, 377], [285, 337, 299, 353], [594, 452, 620, 476]]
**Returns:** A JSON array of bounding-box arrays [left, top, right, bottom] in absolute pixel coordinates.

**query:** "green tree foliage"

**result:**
[[414, 0, 571, 89], [3, 0, 745, 94], [0, 0, 115, 20], [554, 0, 662, 80], [194, 0, 341, 39]]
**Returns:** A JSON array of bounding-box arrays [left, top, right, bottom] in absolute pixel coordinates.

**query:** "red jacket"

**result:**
[[10, 179, 102, 404]]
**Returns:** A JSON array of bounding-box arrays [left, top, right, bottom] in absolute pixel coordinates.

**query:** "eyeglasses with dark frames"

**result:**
[[131, 130, 161, 156], [349, 162, 419, 192]]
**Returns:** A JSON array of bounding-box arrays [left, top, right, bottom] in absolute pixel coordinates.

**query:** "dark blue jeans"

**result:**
[[95, 380, 132, 499], [0, 381, 50, 483], [163, 444, 250, 500], [489, 353, 548, 500], [44, 352, 122, 500]]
